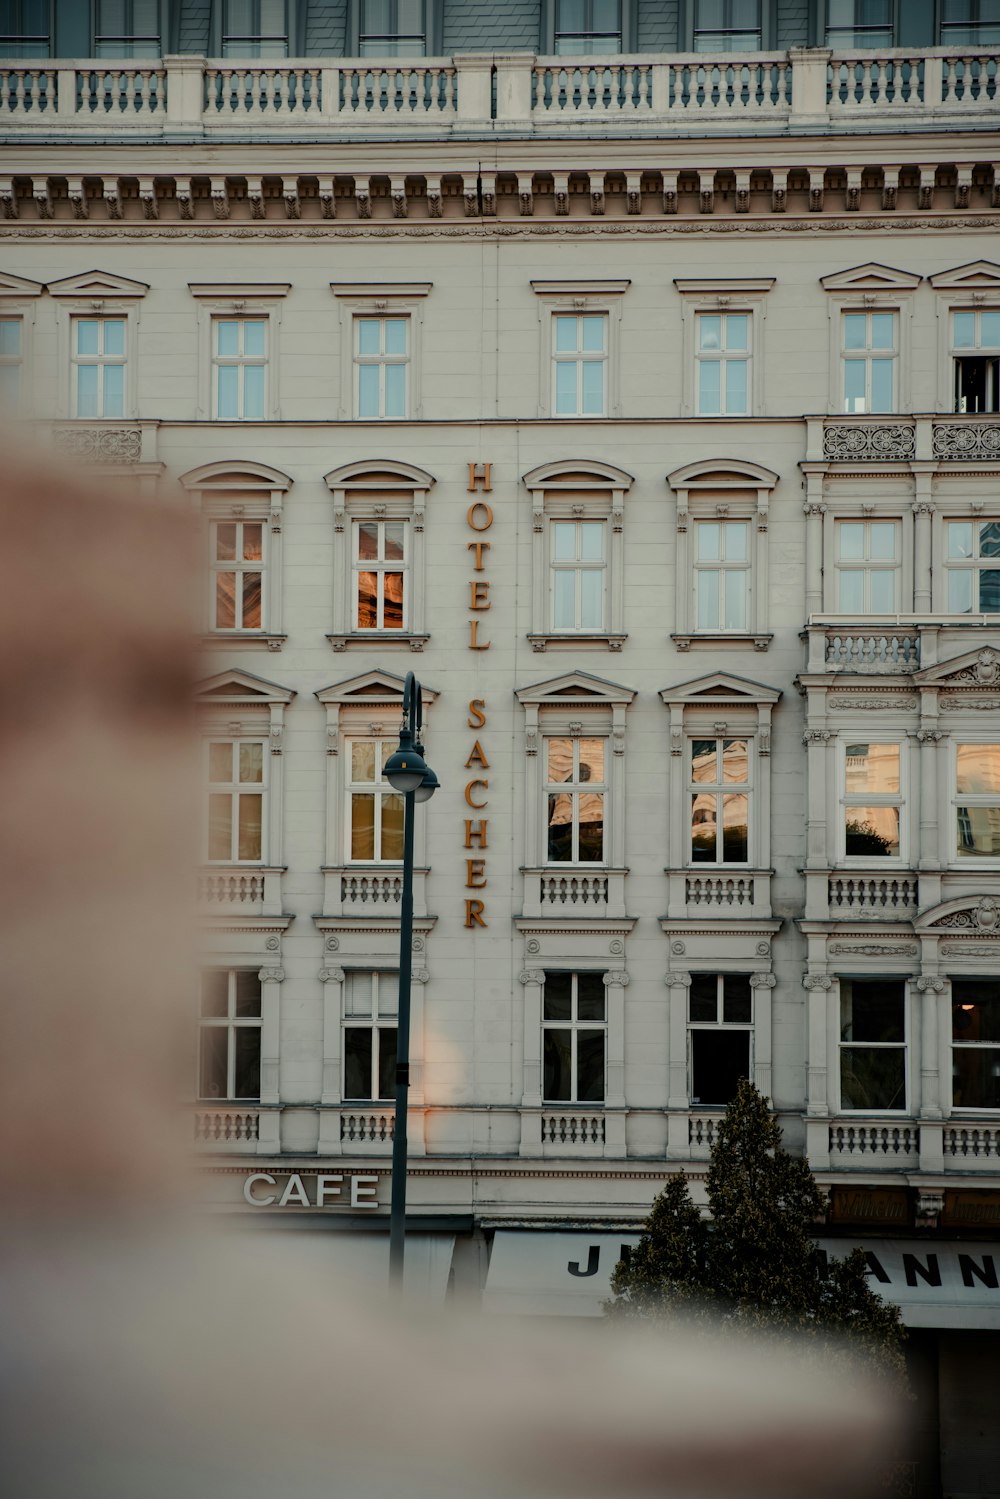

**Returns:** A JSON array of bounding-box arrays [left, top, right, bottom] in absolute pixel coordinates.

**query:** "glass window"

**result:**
[[841, 310, 897, 414], [359, 0, 426, 56], [199, 969, 262, 1100], [693, 0, 761, 52], [696, 312, 750, 416], [212, 317, 267, 421], [952, 309, 1000, 414], [210, 519, 264, 631], [346, 738, 405, 861], [545, 737, 606, 864], [955, 744, 1000, 857], [343, 971, 398, 1101], [95, 0, 160, 57], [952, 979, 1000, 1110], [352, 517, 407, 631], [71, 316, 126, 419], [940, 0, 1000, 46], [690, 737, 750, 865], [550, 518, 606, 631], [222, 0, 288, 57], [542, 971, 606, 1102], [688, 973, 752, 1106], [206, 738, 265, 863], [554, 0, 622, 54], [946, 520, 1000, 614], [355, 316, 408, 419], [552, 313, 607, 418], [0, 0, 50, 56], [693, 518, 750, 631], [840, 978, 906, 1112], [834, 519, 899, 613], [826, 0, 894, 48], [0, 317, 22, 409], [843, 742, 902, 859]]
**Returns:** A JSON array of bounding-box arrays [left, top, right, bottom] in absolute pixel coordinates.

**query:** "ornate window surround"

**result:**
[[928, 260, 1000, 415], [197, 931, 286, 1139], [47, 268, 148, 420], [530, 279, 630, 420], [188, 282, 289, 422], [330, 282, 432, 421], [323, 459, 434, 651], [818, 482, 914, 614], [819, 262, 921, 416], [0, 271, 42, 416], [673, 277, 774, 419]]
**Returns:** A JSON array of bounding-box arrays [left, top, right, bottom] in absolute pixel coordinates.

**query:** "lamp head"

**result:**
[[414, 761, 439, 803], [384, 732, 428, 794]]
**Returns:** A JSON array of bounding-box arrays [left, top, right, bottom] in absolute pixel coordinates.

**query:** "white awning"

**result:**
[[483, 1232, 639, 1316]]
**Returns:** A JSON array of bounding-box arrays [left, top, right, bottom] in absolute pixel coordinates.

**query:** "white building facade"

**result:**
[[4, 4, 1000, 1492]]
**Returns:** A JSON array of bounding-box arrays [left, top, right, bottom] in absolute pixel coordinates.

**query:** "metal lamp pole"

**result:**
[[383, 672, 438, 1288]]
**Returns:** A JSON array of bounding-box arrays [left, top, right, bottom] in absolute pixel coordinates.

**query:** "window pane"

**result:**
[[241, 570, 262, 628], [869, 570, 896, 612], [358, 319, 380, 356], [209, 742, 232, 782], [725, 359, 748, 415], [201, 971, 229, 1018], [689, 974, 717, 1023], [344, 1027, 374, 1100], [581, 361, 604, 415], [381, 793, 404, 859], [345, 971, 373, 1017], [954, 311, 976, 349], [199, 1028, 228, 1099], [377, 1027, 398, 1100], [691, 792, 717, 861], [235, 971, 262, 1017], [957, 744, 1000, 794], [384, 363, 406, 418], [845, 742, 899, 794], [543, 1029, 572, 1101], [76, 364, 99, 418], [725, 314, 749, 352], [0, 319, 20, 356], [581, 316, 605, 353], [382, 571, 404, 628], [980, 571, 1000, 613], [555, 360, 578, 414], [845, 806, 900, 857], [237, 794, 262, 860], [553, 569, 576, 628], [243, 364, 265, 419], [76, 319, 99, 356], [723, 974, 752, 1024], [239, 742, 263, 783], [721, 739, 749, 784], [102, 361, 125, 417], [980, 521, 1000, 558], [580, 739, 604, 783], [242, 320, 266, 357], [843, 360, 866, 413], [578, 793, 604, 863], [216, 365, 239, 419], [233, 1027, 261, 1098], [356, 572, 377, 628], [841, 1047, 905, 1111], [577, 973, 606, 1022], [869, 522, 897, 560], [724, 521, 748, 562], [384, 318, 407, 355], [208, 794, 232, 860], [948, 521, 974, 559], [552, 521, 576, 561], [691, 741, 716, 783], [357, 363, 380, 417], [547, 739, 572, 783], [544, 972, 572, 1021], [580, 521, 604, 560], [838, 521, 865, 561], [699, 315, 721, 352], [576, 1031, 605, 1102], [843, 314, 867, 351], [352, 741, 375, 782], [216, 320, 239, 357], [699, 359, 721, 415], [351, 793, 375, 860], [838, 569, 865, 613], [721, 793, 748, 862], [870, 359, 894, 413], [841, 981, 905, 1043], [956, 805, 1000, 856], [982, 311, 1000, 347], [215, 574, 236, 629], [383, 522, 405, 561], [696, 522, 722, 561], [554, 315, 577, 353], [547, 793, 573, 861], [580, 569, 603, 628], [949, 569, 974, 613], [691, 1029, 749, 1107], [697, 568, 720, 628], [870, 313, 895, 350], [0, 364, 19, 407], [953, 1047, 1000, 1110], [723, 569, 746, 630], [952, 981, 1000, 1042]]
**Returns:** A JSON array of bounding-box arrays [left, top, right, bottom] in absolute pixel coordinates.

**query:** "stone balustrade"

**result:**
[[198, 865, 285, 918], [521, 867, 628, 919]]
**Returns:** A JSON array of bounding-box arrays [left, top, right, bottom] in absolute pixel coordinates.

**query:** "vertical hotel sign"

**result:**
[[465, 463, 491, 929]]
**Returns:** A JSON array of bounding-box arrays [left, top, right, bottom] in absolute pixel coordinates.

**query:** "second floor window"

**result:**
[[550, 518, 606, 631], [840, 978, 906, 1113], [95, 0, 160, 57], [0, 318, 21, 407], [940, 1, 1000, 46], [210, 520, 263, 631], [213, 317, 267, 420], [835, 519, 899, 613], [826, 0, 893, 48], [355, 316, 408, 419], [553, 313, 607, 417], [952, 979, 1000, 1110], [694, 518, 750, 631], [844, 741, 902, 859], [953, 309, 1000, 414], [546, 737, 605, 864], [543, 971, 606, 1103], [72, 316, 125, 419], [353, 518, 407, 630], [554, 0, 622, 54], [343, 971, 398, 1102], [955, 743, 1000, 858], [346, 739, 404, 861], [946, 520, 1000, 614], [207, 739, 265, 862], [842, 311, 896, 414], [693, 1, 762, 53], [223, 0, 288, 56], [689, 974, 752, 1107], [359, 0, 426, 55], [0, 0, 49, 56], [696, 312, 750, 416], [691, 737, 749, 864], [199, 969, 262, 1101]]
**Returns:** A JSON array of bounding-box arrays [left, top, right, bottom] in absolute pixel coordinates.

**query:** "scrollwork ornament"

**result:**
[[319, 967, 345, 984], [258, 967, 285, 983], [670, 940, 686, 955], [603, 970, 629, 986], [756, 942, 770, 957], [412, 969, 430, 985], [916, 977, 947, 993], [325, 936, 340, 951], [823, 423, 915, 460], [803, 974, 833, 991], [519, 970, 545, 985], [526, 938, 541, 954], [609, 939, 624, 955], [412, 935, 425, 952], [750, 973, 776, 989], [665, 972, 692, 988], [265, 936, 280, 951]]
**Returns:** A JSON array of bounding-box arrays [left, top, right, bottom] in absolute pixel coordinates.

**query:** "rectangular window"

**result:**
[[693, 0, 762, 51], [554, 0, 622, 53], [550, 518, 606, 632], [835, 519, 899, 613], [199, 969, 261, 1101], [0, 0, 50, 56], [207, 739, 265, 862], [842, 311, 896, 414], [359, 0, 426, 55], [222, 0, 288, 56], [542, 971, 606, 1103], [546, 737, 606, 864], [952, 978, 1000, 1109], [343, 971, 398, 1101], [95, 0, 160, 57], [953, 309, 1000, 414], [690, 738, 750, 865], [688, 974, 752, 1106], [0, 317, 22, 408], [355, 316, 408, 419], [840, 978, 906, 1112], [212, 317, 267, 421], [826, 0, 893, 48], [940, 0, 1000, 46], [210, 520, 264, 632], [694, 519, 750, 630], [71, 316, 126, 419], [696, 313, 750, 416], [844, 742, 902, 859], [346, 738, 404, 861], [946, 520, 1000, 614], [552, 313, 607, 418], [353, 518, 407, 631], [955, 744, 1000, 858]]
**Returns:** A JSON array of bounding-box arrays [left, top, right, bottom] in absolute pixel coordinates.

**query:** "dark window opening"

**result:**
[[955, 356, 1000, 414]]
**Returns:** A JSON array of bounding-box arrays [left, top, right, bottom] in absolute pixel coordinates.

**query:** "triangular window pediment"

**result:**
[[915, 645, 1000, 688], [0, 272, 43, 298], [820, 263, 921, 294], [316, 669, 438, 706], [196, 669, 294, 704], [928, 261, 1000, 292], [47, 269, 149, 299], [516, 671, 636, 707], [660, 672, 781, 706]]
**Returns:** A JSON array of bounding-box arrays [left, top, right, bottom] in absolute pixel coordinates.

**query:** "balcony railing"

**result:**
[[827, 873, 918, 918], [820, 415, 1000, 464], [828, 1121, 920, 1166], [521, 867, 628, 919], [0, 47, 996, 137], [197, 865, 285, 918], [321, 864, 429, 918]]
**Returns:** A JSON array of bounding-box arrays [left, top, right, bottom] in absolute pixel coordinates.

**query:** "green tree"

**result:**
[[608, 1078, 906, 1384]]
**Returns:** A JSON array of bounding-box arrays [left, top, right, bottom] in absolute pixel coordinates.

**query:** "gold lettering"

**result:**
[[464, 819, 489, 848], [465, 898, 488, 928], [467, 698, 487, 729], [469, 618, 491, 651], [467, 501, 493, 531], [467, 462, 493, 493], [464, 740, 490, 770], [467, 541, 491, 572], [465, 858, 487, 889], [464, 779, 489, 809], [469, 579, 490, 611]]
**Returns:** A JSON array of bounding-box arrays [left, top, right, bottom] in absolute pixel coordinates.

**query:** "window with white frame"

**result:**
[[696, 312, 750, 416], [552, 313, 607, 418], [0, 317, 22, 407], [0, 0, 49, 55], [546, 737, 606, 864], [945, 519, 1000, 614], [955, 743, 1000, 858], [199, 969, 262, 1100], [693, 0, 761, 50], [841, 310, 897, 414], [95, 0, 161, 56], [839, 978, 907, 1112], [222, 0, 288, 55], [550, 518, 606, 632], [553, 0, 622, 53], [71, 316, 126, 418], [346, 738, 404, 862], [826, 0, 893, 47], [212, 317, 267, 421], [940, 0, 1000, 46], [343, 971, 398, 1101], [690, 737, 750, 865], [951, 978, 1000, 1110], [542, 971, 606, 1102], [952, 307, 1000, 413], [210, 519, 264, 632], [359, 0, 425, 54], [353, 518, 408, 631], [843, 741, 902, 859], [688, 974, 752, 1107], [355, 316, 408, 419], [834, 519, 900, 613], [693, 518, 750, 631], [207, 739, 266, 862]]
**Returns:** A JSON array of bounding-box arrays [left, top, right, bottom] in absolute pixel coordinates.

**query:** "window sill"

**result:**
[[327, 632, 429, 653], [672, 633, 772, 652], [528, 632, 627, 653], [202, 632, 286, 652]]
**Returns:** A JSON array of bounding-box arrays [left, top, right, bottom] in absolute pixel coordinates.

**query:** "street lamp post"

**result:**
[[383, 671, 438, 1288]]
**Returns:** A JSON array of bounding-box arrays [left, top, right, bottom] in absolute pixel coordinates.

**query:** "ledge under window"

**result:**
[[671, 632, 773, 652], [327, 632, 430, 653], [202, 631, 287, 652], [528, 632, 628, 653]]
